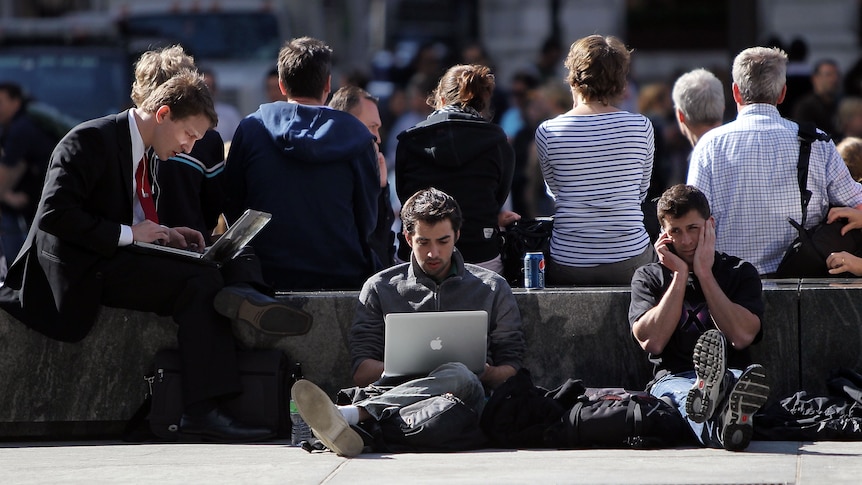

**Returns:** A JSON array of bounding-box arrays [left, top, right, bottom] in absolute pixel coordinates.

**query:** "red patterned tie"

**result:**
[[136, 155, 159, 223]]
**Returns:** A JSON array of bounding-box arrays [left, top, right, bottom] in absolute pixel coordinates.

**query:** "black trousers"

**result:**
[[98, 247, 267, 407]]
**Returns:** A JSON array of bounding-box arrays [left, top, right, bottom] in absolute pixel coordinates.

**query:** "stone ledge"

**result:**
[[0, 279, 858, 439]]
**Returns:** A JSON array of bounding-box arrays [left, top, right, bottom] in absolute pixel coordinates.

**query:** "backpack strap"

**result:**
[[795, 121, 831, 227]]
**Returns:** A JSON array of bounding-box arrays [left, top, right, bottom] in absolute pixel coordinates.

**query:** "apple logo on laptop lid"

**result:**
[[430, 337, 443, 351]]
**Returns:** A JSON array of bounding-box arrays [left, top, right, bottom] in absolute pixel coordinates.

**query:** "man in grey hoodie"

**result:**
[[224, 37, 381, 290], [292, 188, 525, 456]]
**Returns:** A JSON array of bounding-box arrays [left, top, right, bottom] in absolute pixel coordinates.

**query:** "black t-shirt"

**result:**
[[628, 252, 764, 377]]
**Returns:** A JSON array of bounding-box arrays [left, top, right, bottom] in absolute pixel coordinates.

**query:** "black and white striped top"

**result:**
[[536, 111, 654, 267]]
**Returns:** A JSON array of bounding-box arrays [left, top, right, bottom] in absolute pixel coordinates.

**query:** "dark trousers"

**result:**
[[97, 247, 266, 407]]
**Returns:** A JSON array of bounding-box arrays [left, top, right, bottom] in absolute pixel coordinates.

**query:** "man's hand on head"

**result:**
[[692, 218, 716, 277], [654, 231, 687, 274]]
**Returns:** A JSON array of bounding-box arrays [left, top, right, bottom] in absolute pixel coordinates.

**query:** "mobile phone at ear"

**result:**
[[657, 228, 676, 254]]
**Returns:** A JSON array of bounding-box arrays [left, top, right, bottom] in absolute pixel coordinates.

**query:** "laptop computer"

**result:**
[[131, 209, 271, 266], [383, 310, 488, 378]]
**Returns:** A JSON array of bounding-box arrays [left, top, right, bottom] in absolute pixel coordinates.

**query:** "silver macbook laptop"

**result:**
[[383, 310, 488, 378], [131, 209, 271, 265]]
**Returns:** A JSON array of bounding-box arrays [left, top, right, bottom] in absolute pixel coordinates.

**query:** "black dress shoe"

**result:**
[[214, 284, 313, 336], [179, 407, 275, 442]]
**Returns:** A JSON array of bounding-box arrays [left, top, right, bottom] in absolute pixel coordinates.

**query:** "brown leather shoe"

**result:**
[[214, 284, 312, 335]]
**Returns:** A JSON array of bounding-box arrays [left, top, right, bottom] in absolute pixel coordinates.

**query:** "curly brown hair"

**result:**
[[564, 35, 631, 106], [428, 64, 495, 115]]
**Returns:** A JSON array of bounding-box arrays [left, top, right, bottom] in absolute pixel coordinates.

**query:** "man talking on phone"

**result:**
[[628, 184, 770, 451]]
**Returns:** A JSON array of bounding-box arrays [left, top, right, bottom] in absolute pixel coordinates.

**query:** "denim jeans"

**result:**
[[355, 362, 486, 422], [649, 369, 742, 448]]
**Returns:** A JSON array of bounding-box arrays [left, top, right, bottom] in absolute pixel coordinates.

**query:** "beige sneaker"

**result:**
[[290, 379, 364, 457]]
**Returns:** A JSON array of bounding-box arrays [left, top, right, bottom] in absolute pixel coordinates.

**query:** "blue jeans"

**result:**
[[355, 362, 486, 422], [649, 369, 742, 448]]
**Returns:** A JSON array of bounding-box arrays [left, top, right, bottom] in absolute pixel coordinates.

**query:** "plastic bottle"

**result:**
[[290, 363, 313, 446]]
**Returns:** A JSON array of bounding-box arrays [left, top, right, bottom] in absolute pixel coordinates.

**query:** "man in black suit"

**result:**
[[2, 70, 296, 442]]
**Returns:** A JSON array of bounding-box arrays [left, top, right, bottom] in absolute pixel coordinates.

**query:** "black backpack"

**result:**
[[377, 393, 487, 452], [336, 386, 487, 453], [545, 388, 690, 449], [500, 218, 553, 286], [481, 369, 689, 449]]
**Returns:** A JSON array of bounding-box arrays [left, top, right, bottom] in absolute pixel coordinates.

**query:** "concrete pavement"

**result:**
[[2, 439, 861, 484]]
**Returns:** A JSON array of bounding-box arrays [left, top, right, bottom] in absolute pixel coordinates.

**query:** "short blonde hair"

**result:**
[[131, 45, 196, 107], [139, 69, 217, 129], [837, 136, 862, 182]]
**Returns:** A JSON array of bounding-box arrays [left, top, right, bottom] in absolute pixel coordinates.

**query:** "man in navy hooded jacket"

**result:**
[[224, 37, 382, 290]]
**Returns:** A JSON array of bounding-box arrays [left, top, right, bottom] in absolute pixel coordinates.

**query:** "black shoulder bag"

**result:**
[[774, 122, 862, 278], [501, 217, 554, 285]]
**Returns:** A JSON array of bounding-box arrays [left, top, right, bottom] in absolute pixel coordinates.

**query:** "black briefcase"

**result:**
[[144, 349, 294, 441]]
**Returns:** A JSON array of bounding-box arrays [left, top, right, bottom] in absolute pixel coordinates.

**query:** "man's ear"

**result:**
[[675, 107, 685, 125], [776, 84, 787, 105], [732, 83, 743, 105], [155, 105, 171, 123], [454, 230, 460, 243], [404, 230, 413, 248]]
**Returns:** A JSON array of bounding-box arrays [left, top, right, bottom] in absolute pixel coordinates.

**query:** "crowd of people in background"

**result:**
[[3, 27, 862, 453], [1, 33, 862, 288]]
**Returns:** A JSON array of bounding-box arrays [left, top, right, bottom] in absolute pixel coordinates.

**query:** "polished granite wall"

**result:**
[[0, 280, 855, 439], [798, 280, 862, 395]]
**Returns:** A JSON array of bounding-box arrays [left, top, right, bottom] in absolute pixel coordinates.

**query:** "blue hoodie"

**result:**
[[224, 102, 382, 290]]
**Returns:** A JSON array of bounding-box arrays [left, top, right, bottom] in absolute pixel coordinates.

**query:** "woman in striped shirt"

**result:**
[[536, 35, 656, 285]]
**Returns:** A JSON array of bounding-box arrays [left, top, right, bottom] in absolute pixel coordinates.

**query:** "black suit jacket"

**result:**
[[6, 111, 137, 341]]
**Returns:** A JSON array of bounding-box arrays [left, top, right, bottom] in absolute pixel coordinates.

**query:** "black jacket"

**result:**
[[395, 110, 514, 263]]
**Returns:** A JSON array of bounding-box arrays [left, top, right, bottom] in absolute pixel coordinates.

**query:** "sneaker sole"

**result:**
[[291, 379, 364, 457], [721, 365, 770, 452], [214, 289, 312, 336], [686, 330, 726, 423]]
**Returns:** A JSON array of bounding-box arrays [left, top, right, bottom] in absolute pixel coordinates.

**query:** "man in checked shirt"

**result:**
[[687, 46, 862, 276]]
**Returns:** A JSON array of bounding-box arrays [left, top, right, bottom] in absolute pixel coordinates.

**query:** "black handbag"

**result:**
[[378, 393, 488, 452], [127, 349, 295, 442], [546, 388, 688, 449], [501, 217, 553, 285], [775, 122, 862, 278]]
